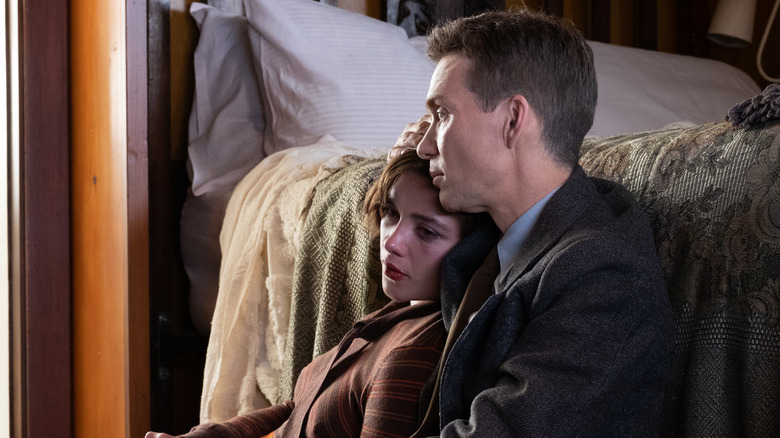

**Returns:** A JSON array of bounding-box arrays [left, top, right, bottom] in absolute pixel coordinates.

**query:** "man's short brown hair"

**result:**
[[427, 8, 597, 168]]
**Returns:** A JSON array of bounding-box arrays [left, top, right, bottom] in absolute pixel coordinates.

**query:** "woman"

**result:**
[[147, 151, 477, 438]]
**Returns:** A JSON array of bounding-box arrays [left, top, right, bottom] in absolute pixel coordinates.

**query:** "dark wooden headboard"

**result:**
[[521, 0, 779, 89]]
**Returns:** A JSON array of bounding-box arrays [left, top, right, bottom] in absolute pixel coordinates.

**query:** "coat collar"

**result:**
[[438, 214, 501, 331], [504, 165, 594, 285]]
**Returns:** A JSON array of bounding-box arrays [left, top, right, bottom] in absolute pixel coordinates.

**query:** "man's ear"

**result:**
[[505, 95, 533, 147]]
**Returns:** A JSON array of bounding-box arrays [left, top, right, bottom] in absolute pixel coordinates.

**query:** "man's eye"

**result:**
[[435, 108, 448, 121]]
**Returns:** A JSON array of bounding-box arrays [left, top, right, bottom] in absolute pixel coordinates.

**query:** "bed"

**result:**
[[178, 0, 780, 436]]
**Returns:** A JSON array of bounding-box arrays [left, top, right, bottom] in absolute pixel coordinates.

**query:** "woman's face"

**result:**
[[380, 172, 463, 302]]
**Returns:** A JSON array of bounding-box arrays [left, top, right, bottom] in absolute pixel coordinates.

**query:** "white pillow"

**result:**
[[189, 3, 265, 196], [242, 0, 434, 154], [180, 185, 233, 334], [588, 40, 760, 137], [185, 3, 267, 334]]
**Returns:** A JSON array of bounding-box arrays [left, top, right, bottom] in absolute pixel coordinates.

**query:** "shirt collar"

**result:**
[[496, 186, 560, 287]]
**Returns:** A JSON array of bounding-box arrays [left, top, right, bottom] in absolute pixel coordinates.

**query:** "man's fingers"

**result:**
[[388, 115, 433, 162]]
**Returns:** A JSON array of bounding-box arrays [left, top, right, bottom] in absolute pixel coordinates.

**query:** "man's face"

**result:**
[[418, 55, 508, 214]]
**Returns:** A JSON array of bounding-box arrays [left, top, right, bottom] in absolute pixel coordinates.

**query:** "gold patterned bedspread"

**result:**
[[581, 119, 780, 437]]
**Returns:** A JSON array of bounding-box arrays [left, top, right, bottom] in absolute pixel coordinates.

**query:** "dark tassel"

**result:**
[[726, 83, 780, 129]]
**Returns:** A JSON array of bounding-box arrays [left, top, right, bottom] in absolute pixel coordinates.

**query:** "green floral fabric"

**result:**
[[581, 121, 780, 437]]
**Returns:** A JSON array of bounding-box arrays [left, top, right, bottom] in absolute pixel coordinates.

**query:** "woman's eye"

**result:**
[[435, 108, 448, 121], [381, 206, 399, 221], [417, 226, 440, 242]]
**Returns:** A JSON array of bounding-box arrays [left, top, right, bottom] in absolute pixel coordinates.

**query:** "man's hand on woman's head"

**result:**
[[388, 114, 432, 162]]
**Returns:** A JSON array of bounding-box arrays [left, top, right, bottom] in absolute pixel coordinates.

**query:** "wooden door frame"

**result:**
[[15, 0, 71, 436]]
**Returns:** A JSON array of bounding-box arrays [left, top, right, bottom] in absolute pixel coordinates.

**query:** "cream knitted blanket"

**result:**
[[199, 138, 383, 423]]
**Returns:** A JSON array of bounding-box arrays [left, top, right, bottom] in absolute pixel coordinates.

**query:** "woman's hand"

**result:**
[[145, 432, 175, 438], [388, 114, 432, 162]]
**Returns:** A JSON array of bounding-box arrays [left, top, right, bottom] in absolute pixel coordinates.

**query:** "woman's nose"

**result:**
[[384, 225, 408, 256]]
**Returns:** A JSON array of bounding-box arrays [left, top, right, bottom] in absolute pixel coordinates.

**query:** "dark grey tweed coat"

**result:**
[[431, 166, 675, 437]]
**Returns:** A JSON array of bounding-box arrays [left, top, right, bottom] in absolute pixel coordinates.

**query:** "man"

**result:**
[[392, 8, 675, 437]]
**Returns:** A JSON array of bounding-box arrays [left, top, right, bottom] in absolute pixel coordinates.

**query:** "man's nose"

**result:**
[[417, 125, 438, 160]]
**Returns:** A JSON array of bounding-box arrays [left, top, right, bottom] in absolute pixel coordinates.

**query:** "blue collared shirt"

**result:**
[[495, 187, 560, 291]]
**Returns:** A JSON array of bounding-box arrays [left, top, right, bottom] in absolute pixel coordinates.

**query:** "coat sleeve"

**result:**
[[180, 401, 294, 438]]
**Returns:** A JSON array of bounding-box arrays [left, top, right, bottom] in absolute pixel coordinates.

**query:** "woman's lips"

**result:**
[[383, 262, 407, 282]]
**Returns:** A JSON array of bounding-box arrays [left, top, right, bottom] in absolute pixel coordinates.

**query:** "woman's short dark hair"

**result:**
[[426, 8, 597, 168]]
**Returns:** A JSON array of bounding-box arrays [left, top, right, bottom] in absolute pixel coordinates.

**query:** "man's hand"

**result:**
[[145, 432, 175, 438], [388, 114, 432, 162]]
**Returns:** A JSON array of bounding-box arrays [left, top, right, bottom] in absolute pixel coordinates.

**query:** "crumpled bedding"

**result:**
[[199, 137, 383, 423], [279, 156, 391, 401]]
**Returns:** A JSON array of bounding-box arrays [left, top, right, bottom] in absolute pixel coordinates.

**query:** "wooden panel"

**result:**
[[149, 0, 209, 433], [657, 0, 677, 52], [507, 0, 542, 10], [611, 0, 634, 45], [675, 0, 695, 54], [127, 0, 153, 436], [689, 0, 711, 57], [541, 0, 564, 15], [170, 0, 201, 161], [637, 0, 658, 50], [71, 0, 145, 435], [18, 0, 72, 436], [591, 0, 611, 42], [563, 0, 589, 35]]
